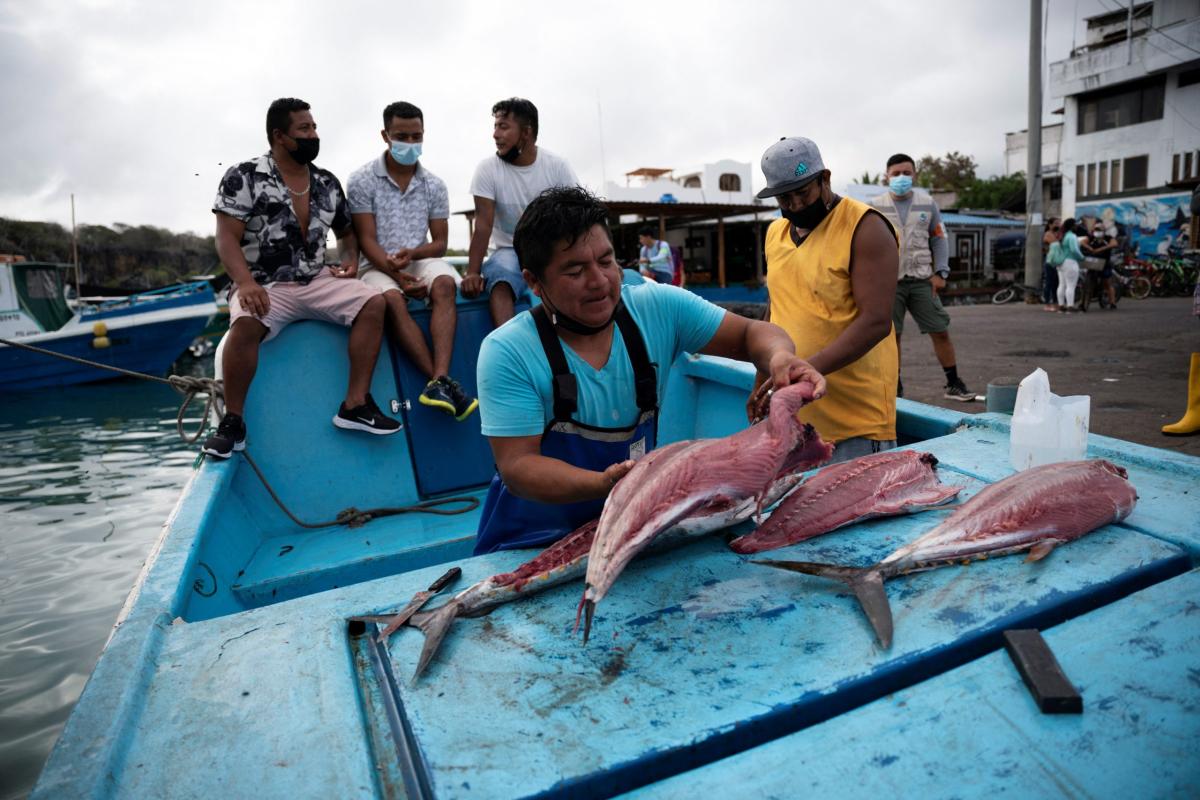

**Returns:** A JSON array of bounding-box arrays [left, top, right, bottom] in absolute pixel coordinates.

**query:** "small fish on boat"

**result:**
[[581, 381, 832, 641], [730, 450, 963, 554], [390, 435, 824, 682], [754, 459, 1138, 648]]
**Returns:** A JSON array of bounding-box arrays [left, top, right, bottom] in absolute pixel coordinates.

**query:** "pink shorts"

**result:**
[[229, 270, 380, 341]]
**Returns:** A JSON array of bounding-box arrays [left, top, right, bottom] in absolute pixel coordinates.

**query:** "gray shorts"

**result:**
[[828, 437, 897, 464], [894, 277, 951, 335]]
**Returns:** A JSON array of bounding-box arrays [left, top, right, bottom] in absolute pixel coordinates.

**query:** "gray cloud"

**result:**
[[0, 0, 1106, 249]]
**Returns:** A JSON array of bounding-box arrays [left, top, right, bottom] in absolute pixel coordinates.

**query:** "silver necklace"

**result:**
[[286, 182, 310, 197]]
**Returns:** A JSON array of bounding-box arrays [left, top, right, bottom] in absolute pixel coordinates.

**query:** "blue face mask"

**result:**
[[389, 141, 422, 166], [889, 175, 913, 195]]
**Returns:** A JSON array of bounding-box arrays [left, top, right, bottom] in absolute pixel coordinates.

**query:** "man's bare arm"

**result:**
[[489, 434, 634, 504], [804, 213, 898, 376]]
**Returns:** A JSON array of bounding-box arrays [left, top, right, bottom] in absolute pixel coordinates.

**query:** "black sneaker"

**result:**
[[333, 393, 401, 435], [943, 378, 976, 402], [202, 413, 246, 459], [419, 376, 479, 421]]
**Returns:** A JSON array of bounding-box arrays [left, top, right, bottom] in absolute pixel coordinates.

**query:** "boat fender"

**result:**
[[91, 321, 110, 349]]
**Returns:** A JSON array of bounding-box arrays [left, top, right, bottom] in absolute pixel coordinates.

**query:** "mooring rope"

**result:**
[[1, 335, 479, 526]]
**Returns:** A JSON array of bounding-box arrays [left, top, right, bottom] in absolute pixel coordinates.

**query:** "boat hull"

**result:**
[[1, 313, 213, 390]]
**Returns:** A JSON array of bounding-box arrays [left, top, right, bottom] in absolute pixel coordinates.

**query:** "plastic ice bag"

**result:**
[[1009, 368, 1090, 471]]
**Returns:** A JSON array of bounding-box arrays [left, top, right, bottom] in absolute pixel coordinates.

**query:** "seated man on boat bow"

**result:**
[[203, 98, 400, 459], [473, 186, 826, 554]]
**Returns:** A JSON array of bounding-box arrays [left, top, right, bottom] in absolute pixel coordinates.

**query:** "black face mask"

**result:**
[[287, 137, 320, 165], [498, 144, 522, 164], [541, 290, 616, 336], [780, 184, 832, 231]]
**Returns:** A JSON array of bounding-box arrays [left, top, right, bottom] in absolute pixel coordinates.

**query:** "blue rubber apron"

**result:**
[[474, 301, 659, 555]]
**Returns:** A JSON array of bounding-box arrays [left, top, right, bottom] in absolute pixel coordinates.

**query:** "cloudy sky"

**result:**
[[0, 0, 1111, 249]]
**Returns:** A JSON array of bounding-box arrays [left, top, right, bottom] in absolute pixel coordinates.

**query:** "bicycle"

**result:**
[[1148, 256, 1199, 297], [991, 279, 1042, 305], [1118, 257, 1154, 300]]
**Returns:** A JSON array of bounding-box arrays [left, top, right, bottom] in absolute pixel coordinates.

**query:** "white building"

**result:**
[[1048, 0, 1200, 255], [603, 160, 758, 206], [1004, 123, 1064, 219]]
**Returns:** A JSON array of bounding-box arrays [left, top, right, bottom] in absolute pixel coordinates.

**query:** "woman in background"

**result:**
[[1056, 218, 1086, 313]]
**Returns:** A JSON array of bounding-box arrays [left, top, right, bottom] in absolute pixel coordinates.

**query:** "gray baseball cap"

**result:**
[[757, 137, 826, 199]]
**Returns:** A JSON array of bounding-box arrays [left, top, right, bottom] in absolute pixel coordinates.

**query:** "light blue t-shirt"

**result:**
[[478, 282, 726, 436]]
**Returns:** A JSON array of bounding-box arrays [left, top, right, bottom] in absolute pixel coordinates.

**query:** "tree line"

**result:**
[[0, 217, 219, 289]]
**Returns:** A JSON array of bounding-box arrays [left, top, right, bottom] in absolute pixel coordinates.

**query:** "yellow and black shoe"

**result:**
[[420, 376, 479, 421]]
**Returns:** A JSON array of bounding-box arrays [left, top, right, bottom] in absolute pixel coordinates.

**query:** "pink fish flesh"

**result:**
[[730, 451, 963, 554], [754, 459, 1138, 647], [384, 446, 815, 681], [582, 381, 833, 640]]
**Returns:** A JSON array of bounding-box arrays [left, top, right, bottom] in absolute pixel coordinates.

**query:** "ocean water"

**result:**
[[0, 360, 212, 800]]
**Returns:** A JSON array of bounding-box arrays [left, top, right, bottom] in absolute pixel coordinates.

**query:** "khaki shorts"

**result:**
[[360, 258, 462, 302], [229, 270, 380, 341], [893, 277, 951, 335]]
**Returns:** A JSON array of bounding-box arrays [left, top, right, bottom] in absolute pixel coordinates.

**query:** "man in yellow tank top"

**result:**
[[751, 137, 900, 464]]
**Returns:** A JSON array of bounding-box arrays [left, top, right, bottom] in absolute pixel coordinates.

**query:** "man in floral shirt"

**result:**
[[203, 97, 399, 458]]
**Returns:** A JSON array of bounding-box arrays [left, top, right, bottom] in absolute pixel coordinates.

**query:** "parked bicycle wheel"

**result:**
[[1128, 275, 1152, 299], [991, 285, 1016, 304]]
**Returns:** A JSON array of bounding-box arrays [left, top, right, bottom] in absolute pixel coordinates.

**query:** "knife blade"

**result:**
[[375, 566, 462, 641]]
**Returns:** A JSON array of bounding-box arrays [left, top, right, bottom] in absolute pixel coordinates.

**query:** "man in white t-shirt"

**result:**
[[460, 97, 579, 327]]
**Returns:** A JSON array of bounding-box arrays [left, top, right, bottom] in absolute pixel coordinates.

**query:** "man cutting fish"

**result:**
[[473, 186, 826, 554]]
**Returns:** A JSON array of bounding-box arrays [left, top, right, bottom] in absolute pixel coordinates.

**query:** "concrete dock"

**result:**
[[897, 295, 1199, 457]]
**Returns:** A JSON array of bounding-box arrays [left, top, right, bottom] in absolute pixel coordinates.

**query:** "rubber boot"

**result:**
[[1162, 353, 1200, 436]]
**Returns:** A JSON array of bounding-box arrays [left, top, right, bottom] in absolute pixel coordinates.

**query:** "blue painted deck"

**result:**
[[31, 293, 1200, 799], [631, 568, 1200, 799]]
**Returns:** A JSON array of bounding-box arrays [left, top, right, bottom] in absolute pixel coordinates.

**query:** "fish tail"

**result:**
[[751, 559, 894, 648], [407, 600, 462, 682]]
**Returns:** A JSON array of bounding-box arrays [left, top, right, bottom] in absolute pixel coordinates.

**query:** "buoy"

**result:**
[[92, 321, 110, 349]]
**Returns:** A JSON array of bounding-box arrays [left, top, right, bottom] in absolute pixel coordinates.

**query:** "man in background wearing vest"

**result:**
[[751, 137, 899, 465], [871, 153, 975, 402]]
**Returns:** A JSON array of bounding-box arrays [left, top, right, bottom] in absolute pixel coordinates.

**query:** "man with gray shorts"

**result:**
[[871, 153, 975, 402], [202, 97, 399, 460], [460, 97, 579, 327], [349, 101, 477, 420]]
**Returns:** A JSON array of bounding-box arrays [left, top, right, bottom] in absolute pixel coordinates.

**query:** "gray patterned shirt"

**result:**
[[347, 156, 449, 268], [212, 152, 351, 285]]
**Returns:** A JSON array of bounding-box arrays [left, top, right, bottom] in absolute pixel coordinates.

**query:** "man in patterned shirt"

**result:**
[[202, 97, 399, 459], [348, 101, 478, 421]]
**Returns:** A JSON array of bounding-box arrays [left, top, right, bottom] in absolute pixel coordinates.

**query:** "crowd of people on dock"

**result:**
[[1040, 216, 1125, 313]]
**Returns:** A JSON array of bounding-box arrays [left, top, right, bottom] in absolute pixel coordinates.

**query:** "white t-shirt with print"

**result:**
[[469, 148, 579, 250]]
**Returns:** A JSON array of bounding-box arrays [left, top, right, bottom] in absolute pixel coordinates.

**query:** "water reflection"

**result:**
[[0, 358, 212, 800]]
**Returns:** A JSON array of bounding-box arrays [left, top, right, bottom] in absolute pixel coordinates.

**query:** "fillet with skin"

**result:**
[[382, 449, 813, 682], [581, 381, 832, 640], [755, 459, 1138, 648], [730, 450, 963, 554]]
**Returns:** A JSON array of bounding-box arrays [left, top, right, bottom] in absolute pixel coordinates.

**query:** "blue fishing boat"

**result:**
[[0, 260, 218, 390], [31, 294, 1200, 798]]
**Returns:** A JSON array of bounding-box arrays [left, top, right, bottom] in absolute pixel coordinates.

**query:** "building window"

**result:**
[[1110, 159, 1121, 192], [718, 174, 741, 192], [1086, 163, 1096, 196], [1124, 155, 1148, 189], [1077, 76, 1166, 134], [1098, 161, 1108, 195], [1076, 164, 1085, 197], [1186, 152, 1195, 179], [1180, 66, 1200, 89], [1174, 153, 1182, 182], [1048, 176, 1062, 201]]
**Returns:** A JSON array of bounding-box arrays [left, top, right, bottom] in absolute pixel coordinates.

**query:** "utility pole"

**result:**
[[1024, 0, 1044, 302]]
